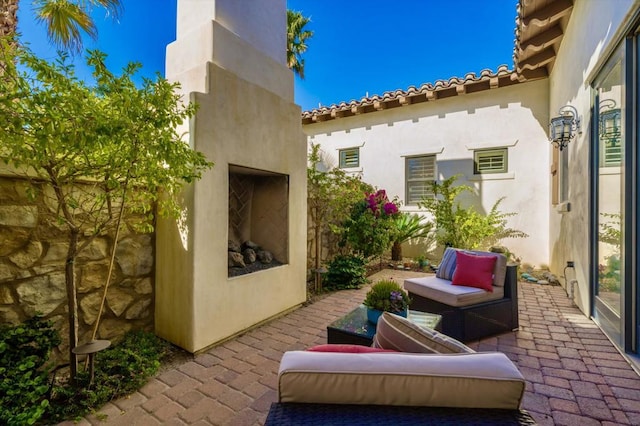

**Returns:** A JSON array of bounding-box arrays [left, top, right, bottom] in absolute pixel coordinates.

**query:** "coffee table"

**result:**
[[327, 305, 442, 346]]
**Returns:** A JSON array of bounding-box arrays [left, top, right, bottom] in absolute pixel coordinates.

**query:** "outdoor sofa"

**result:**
[[265, 312, 536, 425], [404, 247, 519, 342]]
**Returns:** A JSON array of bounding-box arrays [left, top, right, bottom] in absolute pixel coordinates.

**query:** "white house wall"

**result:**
[[303, 79, 550, 266], [548, 0, 636, 314]]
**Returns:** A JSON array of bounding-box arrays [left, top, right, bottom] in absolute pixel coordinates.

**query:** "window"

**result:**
[[405, 155, 436, 205], [599, 108, 622, 167], [474, 148, 507, 174], [339, 148, 359, 168]]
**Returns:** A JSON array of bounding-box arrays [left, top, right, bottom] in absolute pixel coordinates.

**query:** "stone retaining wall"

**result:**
[[0, 175, 154, 361]]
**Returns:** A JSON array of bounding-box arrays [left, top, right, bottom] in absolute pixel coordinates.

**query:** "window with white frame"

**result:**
[[599, 108, 622, 167], [474, 148, 508, 174], [405, 155, 436, 205], [339, 147, 359, 168]]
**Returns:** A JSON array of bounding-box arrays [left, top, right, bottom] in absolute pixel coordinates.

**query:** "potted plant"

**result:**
[[416, 255, 429, 270], [363, 280, 411, 324]]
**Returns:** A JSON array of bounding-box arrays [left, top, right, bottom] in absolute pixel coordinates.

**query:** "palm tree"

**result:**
[[287, 9, 313, 79], [0, 0, 122, 52], [391, 213, 434, 261]]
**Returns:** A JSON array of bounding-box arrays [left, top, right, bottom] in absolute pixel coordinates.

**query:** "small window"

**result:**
[[599, 108, 622, 167], [339, 148, 359, 168], [405, 155, 436, 205], [474, 148, 507, 174]]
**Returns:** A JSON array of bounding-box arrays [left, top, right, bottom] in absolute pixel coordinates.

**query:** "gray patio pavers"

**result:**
[[61, 270, 640, 426]]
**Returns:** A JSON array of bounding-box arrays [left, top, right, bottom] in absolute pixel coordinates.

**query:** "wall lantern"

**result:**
[[549, 105, 581, 151]]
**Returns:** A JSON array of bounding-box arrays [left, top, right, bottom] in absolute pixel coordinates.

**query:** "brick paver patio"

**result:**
[[63, 270, 640, 426]]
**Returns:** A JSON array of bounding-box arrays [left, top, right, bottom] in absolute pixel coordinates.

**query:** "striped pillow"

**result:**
[[373, 312, 475, 354], [436, 247, 458, 280]]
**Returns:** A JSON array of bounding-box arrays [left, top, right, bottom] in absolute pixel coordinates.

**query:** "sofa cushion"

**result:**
[[277, 351, 526, 409], [474, 251, 508, 287], [404, 276, 504, 307], [436, 247, 458, 280], [308, 344, 396, 353], [451, 250, 497, 292], [372, 312, 475, 353], [436, 248, 508, 287]]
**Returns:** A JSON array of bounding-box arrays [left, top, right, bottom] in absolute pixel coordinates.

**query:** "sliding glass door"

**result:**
[[593, 48, 625, 346]]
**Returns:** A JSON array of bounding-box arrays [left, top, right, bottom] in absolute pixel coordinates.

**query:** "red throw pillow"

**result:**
[[451, 251, 496, 292], [307, 344, 396, 353]]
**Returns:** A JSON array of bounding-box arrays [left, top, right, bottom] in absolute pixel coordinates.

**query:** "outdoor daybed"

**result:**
[[404, 247, 519, 342], [265, 312, 536, 425]]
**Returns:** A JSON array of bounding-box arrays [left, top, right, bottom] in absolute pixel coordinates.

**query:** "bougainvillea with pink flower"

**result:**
[[340, 189, 401, 259], [365, 189, 399, 217]]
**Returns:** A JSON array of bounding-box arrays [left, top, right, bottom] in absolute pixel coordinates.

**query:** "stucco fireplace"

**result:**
[[155, 0, 306, 353]]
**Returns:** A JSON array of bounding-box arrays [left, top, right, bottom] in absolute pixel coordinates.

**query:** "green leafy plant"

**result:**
[[0, 316, 61, 426], [599, 212, 621, 247], [323, 254, 368, 290], [307, 144, 373, 292], [419, 175, 527, 250], [340, 189, 401, 259], [363, 280, 411, 313], [390, 212, 434, 261], [415, 254, 429, 269], [45, 330, 171, 423], [0, 43, 212, 378]]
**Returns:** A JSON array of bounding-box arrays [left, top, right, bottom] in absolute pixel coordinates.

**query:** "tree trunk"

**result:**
[[391, 241, 402, 261], [313, 204, 322, 293], [0, 0, 19, 38], [65, 227, 80, 380]]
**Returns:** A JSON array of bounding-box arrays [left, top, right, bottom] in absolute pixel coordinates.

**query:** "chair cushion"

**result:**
[[436, 247, 458, 280], [404, 276, 504, 307], [372, 312, 475, 354], [451, 251, 497, 292], [436, 248, 508, 287]]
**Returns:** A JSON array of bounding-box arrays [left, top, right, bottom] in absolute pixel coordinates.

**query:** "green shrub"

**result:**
[[419, 175, 527, 250], [0, 315, 61, 426], [340, 189, 400, 259], [323, 254, 368, 290], [45, 330, 171, 423]]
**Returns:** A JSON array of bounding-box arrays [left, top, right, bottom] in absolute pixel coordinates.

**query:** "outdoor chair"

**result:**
[[404, 247, 519, 342]]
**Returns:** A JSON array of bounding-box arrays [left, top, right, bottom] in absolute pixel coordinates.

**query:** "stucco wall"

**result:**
[[176, 0, 286, 66], [548, 0, 636, 314], [303, 79, 550, 266]]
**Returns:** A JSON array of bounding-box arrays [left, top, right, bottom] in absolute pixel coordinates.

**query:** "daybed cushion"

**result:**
[[404, 275, 504, 307], [308, 344, 396, 353], [277, 350, 526, 409], [372, 312, 474, 353]]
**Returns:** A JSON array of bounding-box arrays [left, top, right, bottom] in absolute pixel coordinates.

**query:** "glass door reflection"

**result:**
[[594, 53, 624, 344]]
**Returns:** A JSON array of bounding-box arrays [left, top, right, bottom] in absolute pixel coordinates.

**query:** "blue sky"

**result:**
[[19, 0, 518, 112]]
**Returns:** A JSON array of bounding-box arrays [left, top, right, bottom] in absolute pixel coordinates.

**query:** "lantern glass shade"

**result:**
[[549, 115, 572, 144], [548, 105, 579, 150]]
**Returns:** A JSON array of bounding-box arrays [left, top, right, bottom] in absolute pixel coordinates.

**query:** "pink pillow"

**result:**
[[451, 251, 496, 292], [307, 344, 397, 353]]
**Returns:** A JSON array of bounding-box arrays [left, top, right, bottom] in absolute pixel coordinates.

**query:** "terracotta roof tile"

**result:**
[[302, 1, 574, 122], [301, 65, 517, 123]]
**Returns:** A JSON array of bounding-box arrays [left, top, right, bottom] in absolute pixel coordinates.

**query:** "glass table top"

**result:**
[[328, 304, 442, 340]]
